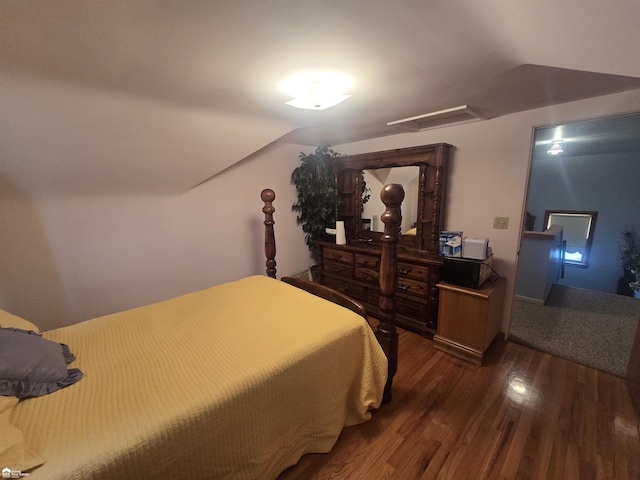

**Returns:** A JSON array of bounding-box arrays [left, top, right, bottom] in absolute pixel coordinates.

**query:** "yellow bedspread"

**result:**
[[8, 276, 388, 479]]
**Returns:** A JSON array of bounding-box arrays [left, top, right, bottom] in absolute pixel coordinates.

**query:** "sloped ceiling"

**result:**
[[1, 0, 640, 196]]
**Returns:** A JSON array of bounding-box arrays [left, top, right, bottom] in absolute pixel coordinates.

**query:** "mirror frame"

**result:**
[[333, 143, 452, 253]]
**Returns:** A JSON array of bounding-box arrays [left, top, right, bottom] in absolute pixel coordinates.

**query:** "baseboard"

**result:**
[[433, 335, 483, 366], [514, 294, 545, 305]]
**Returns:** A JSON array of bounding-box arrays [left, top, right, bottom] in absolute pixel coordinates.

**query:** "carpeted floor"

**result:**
[[509, 284, 640, 378]]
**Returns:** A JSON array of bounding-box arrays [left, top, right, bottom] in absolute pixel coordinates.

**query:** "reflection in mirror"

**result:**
[[523, 112, 640, 293], [544, 210, 597, 268], [509, 112, 640, 379], [361, 166, 419, 234]]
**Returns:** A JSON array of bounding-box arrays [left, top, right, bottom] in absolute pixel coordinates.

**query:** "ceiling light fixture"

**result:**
[[281, 71, 352, 110], [547, 139, 566, 156]]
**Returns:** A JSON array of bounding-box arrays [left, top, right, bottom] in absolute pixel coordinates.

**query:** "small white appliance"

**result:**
[[462, 237, 489, 260]]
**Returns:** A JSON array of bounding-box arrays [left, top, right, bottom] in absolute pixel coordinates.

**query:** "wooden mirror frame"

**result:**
[[333, 143, 452, 253]]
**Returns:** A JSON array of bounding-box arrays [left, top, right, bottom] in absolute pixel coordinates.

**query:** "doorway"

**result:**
[[510, 112, 640, 377]]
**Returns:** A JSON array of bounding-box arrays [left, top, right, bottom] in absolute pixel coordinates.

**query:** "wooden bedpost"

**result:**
[[261, 188, 277, 279], [378, 183, 404, 403]]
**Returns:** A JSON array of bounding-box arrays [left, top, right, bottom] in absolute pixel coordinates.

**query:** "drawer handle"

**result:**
[[336, 284, 348, 292], [331, 253, 342, 259], [399, 268, 411, 274], [358, 272, 377, 280], [399, 283, 411, 291]]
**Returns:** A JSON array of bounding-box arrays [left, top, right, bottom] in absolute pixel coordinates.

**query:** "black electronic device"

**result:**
[[442, 254, 493, 289]]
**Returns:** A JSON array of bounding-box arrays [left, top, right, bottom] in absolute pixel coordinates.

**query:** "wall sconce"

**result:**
[[547, 139, 566, 156]]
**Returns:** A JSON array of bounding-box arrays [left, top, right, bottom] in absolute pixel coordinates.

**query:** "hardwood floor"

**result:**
[[278, 326, 640, 480]]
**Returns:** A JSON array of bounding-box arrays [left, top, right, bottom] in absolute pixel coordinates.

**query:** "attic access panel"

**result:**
[[387, 105, 485, 132]]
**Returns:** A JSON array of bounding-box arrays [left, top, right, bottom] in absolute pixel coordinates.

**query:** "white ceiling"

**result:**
[[2, 0, 640, 195]]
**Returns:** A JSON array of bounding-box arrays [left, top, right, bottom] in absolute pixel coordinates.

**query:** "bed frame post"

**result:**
[[261, 188, 277, 279], [378, 183, 404, 403]]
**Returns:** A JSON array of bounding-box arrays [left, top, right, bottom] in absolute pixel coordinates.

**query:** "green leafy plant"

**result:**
[[620, 228, 640, 270], [619, 228, 640, 291], [291, 146, 340, 256], [361, 176, 371, 207]]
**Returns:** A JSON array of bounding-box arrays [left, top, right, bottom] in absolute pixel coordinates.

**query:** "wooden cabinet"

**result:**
[[434, 278, 506, 365], [317, 242, 443, 336]]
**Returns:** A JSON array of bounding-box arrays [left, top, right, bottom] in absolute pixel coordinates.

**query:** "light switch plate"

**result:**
[[493, 216, 509, 229]]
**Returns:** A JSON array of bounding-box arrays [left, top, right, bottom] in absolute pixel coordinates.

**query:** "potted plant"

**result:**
[[619, 228, 640, 297], [291, 146, 341, 259], [630, 276, 640, 297]]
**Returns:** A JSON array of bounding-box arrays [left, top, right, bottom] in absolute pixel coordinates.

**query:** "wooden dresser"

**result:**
[[313, 143, 452, 337], [316, 241, 444, 336]]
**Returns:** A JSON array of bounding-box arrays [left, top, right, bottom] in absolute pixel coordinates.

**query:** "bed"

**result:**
[[0, 185, 404, 480]]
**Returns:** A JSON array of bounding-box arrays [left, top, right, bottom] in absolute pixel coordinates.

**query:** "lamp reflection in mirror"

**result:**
[[547, 139, 566, 156]]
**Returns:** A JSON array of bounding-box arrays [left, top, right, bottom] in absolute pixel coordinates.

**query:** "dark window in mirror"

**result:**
[[544, 210, 597, 268]]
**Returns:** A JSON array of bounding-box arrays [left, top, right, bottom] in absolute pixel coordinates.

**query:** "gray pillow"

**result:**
[[0, 327, 83, 399]]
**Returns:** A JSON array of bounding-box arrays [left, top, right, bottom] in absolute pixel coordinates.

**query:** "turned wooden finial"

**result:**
[[378, 183, 404, 403], [261, 188, 277, 279]]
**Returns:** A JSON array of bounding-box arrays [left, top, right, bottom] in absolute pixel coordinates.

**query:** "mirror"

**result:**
[[333, 144, 452, 253], [510, 111, 640, 378], [361, 166, 420, 234], [521, 112, 640, 293]]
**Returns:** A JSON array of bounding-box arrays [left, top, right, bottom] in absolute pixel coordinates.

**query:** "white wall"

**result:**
[[0, 143, 314, 330], [336, 89, 640, 333]]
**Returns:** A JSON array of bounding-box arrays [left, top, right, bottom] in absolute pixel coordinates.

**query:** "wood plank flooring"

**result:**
[[278, 326, 640, 480]]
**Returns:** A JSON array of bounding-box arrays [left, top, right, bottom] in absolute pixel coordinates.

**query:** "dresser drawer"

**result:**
[[397, 298, 428, 320], [324, 276, 367, 302], [397, 277, 428, 297], [355, 266, 379, 284], [368, 291, 426, 318], [397, 311, 437, 333], [355, 253, 380, 269], [324, 261, 353, 277], [316, 241, 442, 338], [398, 262, 428, 282], [323, 248, 354, 265]]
